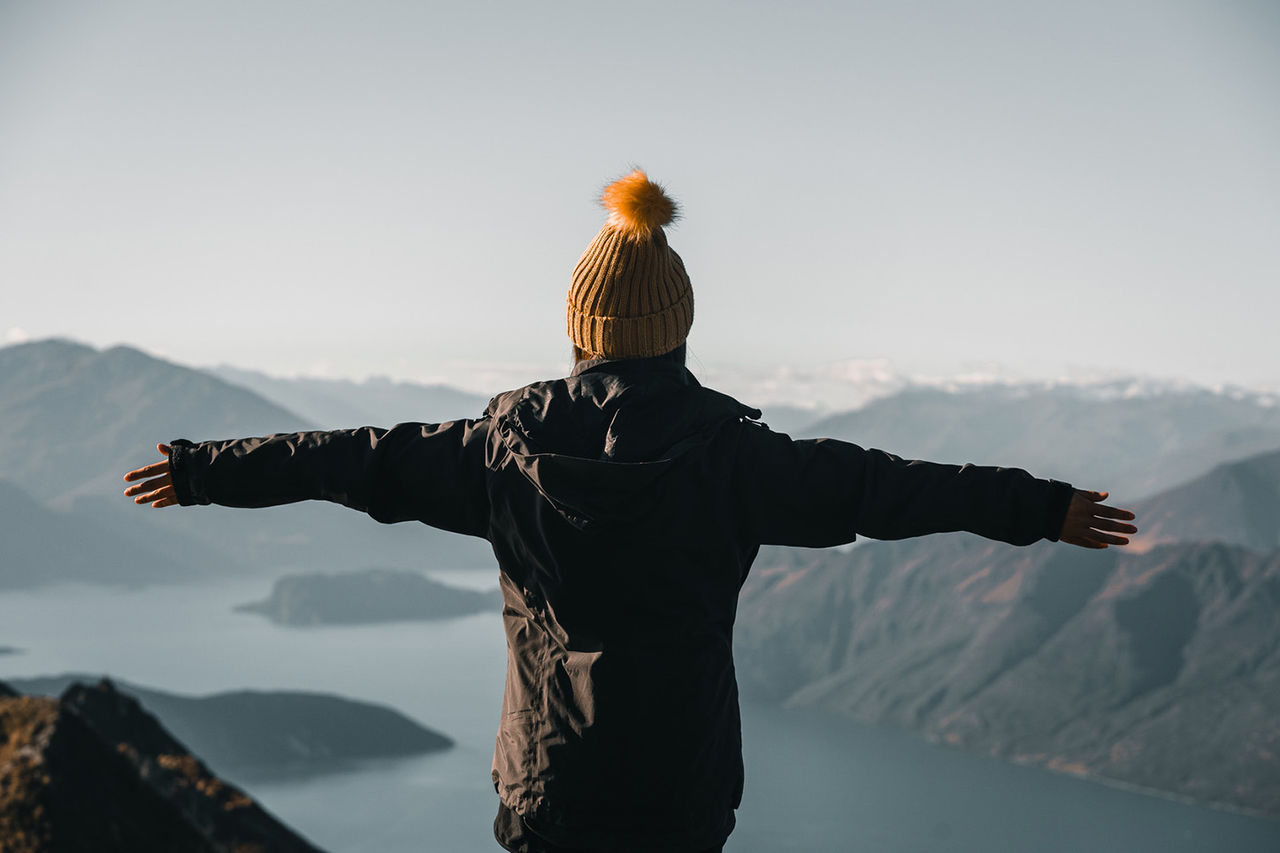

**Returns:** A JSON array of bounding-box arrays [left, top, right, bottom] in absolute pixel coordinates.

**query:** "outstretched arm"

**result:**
[[737, 426, 1136, 549], [122, 421, 493, 538]]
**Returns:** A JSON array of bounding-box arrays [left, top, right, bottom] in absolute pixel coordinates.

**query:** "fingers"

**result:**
[[130, 484, 175, 505], [1061, 493, 1139, 548], [1063, 525, 1132, 548], [1092, 504, 1136, 521], [125, 444, 172, 481], [1090, 517, 1138, 535], [1061, 534, 1108, 550], [1063, 533, 1121, 548], [124, 460, 169, 482], [1070, 489, 1138, 546], [124, 474, 171, 499], [123, 445, 178, 507]]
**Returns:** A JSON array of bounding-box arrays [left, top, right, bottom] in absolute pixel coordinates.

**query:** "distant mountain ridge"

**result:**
[[1132, 448, 1280, 553], [800, 385, 1280, 499], [708, 358, 1279, 421], [0, 339, 312, 504], [5, 336, 1279, 587], [0, 339, 495, 586], [211, 365, 491, 430]]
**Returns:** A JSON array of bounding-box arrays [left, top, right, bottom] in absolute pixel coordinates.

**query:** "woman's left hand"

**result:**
[[1059, 489, 1137, 549], [123, 443, 178, 508]]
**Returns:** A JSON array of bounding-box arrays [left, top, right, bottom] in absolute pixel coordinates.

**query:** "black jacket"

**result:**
[[168, 357, 1073, 852]]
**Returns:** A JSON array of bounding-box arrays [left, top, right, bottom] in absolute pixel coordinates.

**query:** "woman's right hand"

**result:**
[[123, 443, 178, 508]]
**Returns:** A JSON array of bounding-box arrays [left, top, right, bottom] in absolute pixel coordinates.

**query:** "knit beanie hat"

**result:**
[[566, 170, 693, 359]]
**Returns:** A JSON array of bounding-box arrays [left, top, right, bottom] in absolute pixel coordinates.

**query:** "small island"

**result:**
[[9, 674, 453, 777], [0, 646, 20, 656], [236, 567, 502, 626]]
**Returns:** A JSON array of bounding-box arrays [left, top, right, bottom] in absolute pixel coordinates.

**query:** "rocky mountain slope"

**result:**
[[734, 449, 1280, 817], [1131, 448, 1280, 553], [0, 679, 324, 852], [8, 675, 452, 776]]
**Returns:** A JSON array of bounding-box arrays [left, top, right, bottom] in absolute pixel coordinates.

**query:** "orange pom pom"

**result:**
[[602, 169, 678, 239]]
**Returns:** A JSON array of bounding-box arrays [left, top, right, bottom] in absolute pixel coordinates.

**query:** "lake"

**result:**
[[1, 575, 1276, 852]]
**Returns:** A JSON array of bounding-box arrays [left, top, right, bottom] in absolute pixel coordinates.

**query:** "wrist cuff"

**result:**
[[168, 439, 210, 506], [1043, 480, 1075, 541]]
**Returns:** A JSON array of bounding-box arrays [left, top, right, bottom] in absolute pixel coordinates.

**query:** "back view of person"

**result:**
[[125, 170, 1136, 853]]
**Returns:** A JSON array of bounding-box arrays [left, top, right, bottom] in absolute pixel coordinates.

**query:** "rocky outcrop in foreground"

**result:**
[[236, 567, 501, 626], [0, 679, 324, 852], [736, 538, 1280, 818]]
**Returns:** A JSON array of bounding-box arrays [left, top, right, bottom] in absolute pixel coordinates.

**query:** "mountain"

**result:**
[[212, 365, 491, 430], [727, 412, 1280, 817], [1131, 448, 1280, 553], [801, 385, 1280, 500], [0, 339, 313, 504], [8, 675, 452, 777], [236, 567, 502, 626], [0, 679, 324, 852], [0, 340, 494, 582], [734, 534, 1280, 817]]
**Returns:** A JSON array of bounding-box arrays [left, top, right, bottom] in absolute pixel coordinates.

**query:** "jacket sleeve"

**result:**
[[734, 422, 1074, 548], [166, 419, 493, 538]]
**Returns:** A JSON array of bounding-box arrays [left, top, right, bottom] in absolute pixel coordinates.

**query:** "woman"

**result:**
[[125, 170, 1136, 853]]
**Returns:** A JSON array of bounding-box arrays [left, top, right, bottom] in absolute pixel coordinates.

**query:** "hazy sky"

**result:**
[[2, 0, 1277, 393]]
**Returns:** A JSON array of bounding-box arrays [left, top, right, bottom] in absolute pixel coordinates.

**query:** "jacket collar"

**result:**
[[570, 355, 696, 386]]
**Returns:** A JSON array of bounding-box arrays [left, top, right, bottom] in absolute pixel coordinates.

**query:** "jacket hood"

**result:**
[[486, 358, 759, 530]]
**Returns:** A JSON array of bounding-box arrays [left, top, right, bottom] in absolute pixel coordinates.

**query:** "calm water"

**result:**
[[1, 577, 1276, 853]]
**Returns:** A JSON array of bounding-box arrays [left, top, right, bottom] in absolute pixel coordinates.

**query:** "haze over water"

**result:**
[[1, 575, 1275, 852]]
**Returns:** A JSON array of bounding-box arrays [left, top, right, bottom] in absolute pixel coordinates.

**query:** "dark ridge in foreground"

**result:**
[[9, 675, 453, 776], [0, 678, 324, 853], [236, 567, 502, 626]]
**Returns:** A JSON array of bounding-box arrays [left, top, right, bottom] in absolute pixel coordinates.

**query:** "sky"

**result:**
[[1, 0, 1277, 396]]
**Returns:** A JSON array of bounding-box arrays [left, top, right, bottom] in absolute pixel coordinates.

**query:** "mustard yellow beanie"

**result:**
[[566, 170, 693, 359]]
